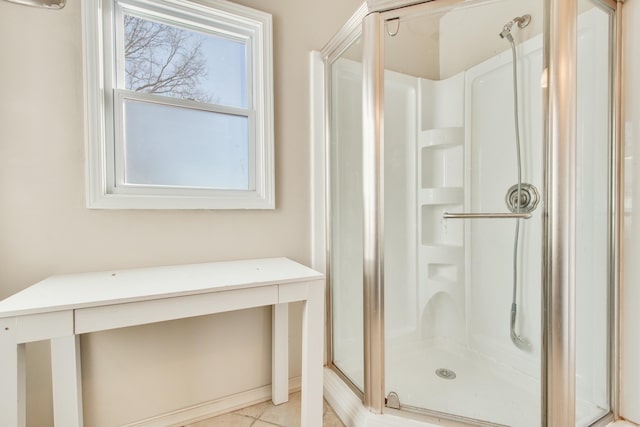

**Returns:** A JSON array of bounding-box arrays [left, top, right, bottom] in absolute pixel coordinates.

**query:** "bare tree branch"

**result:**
[[123, 15, 210, 102]]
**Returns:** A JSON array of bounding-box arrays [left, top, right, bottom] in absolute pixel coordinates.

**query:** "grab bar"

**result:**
[[443, 212, 532, 219]]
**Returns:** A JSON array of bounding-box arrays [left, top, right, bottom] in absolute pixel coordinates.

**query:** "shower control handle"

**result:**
[[443, 212, 532, 220]]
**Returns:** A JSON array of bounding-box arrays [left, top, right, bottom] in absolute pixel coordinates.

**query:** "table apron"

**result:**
[[75, 286, 279, 334]]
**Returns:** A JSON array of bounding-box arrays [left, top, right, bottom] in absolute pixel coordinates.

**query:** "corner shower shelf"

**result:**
[[419, 188, 464, 205], [416, 77, 466, 347], [423, 279, 464, 305], [421, 245, 463, 259], [419, 127, 464, 148], [420, 139, 463, 189]]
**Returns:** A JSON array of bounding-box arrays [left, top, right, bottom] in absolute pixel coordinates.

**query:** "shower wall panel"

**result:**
[[465, 36, 543, 380], [384, 70, 419, 341]]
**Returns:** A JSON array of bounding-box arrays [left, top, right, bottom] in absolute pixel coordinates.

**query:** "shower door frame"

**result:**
[[320, 0, 623, 425]]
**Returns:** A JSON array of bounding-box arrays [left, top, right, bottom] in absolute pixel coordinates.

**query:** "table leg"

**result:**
[[0, 318, 26, 427], [272, 303, 289, 405], [300, 283, 324, 427], [51, 335, 83, 427]]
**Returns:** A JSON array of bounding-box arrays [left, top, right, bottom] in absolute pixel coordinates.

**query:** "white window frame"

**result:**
[[82, 0, 274, 209]]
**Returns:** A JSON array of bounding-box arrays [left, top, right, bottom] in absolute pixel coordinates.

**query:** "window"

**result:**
[[83, 0, 274, 209]]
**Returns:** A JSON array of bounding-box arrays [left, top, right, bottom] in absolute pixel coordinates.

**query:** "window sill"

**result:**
[[86, 191, 275, 210]]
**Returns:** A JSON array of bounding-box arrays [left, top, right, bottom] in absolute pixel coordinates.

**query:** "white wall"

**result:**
[[0, 0, 362, 425], [622, 0, 640, 423]]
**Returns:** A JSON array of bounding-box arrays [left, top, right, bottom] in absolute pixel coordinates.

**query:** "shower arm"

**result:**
[[443, 212, 532, 220]]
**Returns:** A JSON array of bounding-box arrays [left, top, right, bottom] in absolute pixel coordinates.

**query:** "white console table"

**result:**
[[0, 258, 325, 427]]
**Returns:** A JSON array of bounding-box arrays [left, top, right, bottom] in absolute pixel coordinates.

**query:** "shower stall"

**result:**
[[313, 0, 621, 426]]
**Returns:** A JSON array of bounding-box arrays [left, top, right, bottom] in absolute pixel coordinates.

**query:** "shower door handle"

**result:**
[[443, 212, 532, 219]]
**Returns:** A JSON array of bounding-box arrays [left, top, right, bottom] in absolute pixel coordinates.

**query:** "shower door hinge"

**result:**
[[385, 391, 401, 409]]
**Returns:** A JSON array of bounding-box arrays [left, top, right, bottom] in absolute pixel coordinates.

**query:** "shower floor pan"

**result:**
[[386, 343, 607, 426], [329, 342, 607, 426], [386, 342, 540, 426]]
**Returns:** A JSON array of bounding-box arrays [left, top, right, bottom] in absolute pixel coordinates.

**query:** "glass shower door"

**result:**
[[382, 1, 545, 425]]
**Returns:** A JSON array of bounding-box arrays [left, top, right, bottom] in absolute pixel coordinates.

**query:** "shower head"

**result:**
[[499, 14, 531, 41]]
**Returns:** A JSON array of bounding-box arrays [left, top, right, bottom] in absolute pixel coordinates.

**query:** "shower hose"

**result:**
[[506, 36, 530, 351]]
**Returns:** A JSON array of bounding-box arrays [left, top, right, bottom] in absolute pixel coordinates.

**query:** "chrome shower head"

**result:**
[[499, 14, 531, 40]]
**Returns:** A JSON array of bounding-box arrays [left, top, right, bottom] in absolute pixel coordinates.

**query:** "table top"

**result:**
[[0, 258, 323, 317]]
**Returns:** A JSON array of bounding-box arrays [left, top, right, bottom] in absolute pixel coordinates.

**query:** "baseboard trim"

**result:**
[[122, 377, 302, 427], [323, 368, 445, 427], [323, 368, 370, 426]]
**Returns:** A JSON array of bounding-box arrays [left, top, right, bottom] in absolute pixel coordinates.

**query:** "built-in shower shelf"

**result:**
[[420, 145, 463, 189], [419, 127, 464, 148], [420, 188, 463, 205], [415, 73, 467, 350], [425, 278, 460, 292], [422, 280, 464, 305], [421, 245, 463, 259]]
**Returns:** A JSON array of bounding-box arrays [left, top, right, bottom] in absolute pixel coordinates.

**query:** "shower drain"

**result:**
[[435, 368, 457, 380]]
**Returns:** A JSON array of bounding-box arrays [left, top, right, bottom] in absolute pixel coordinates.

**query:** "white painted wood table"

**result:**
[[0, 257, 325, 427]]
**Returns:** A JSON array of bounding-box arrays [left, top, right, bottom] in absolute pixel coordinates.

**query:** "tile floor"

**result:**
[[184, 392, 345, 427]]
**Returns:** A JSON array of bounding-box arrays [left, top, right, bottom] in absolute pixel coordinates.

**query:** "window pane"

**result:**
[[123, 15, 247, 109], [123, 100, 249, 190]]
